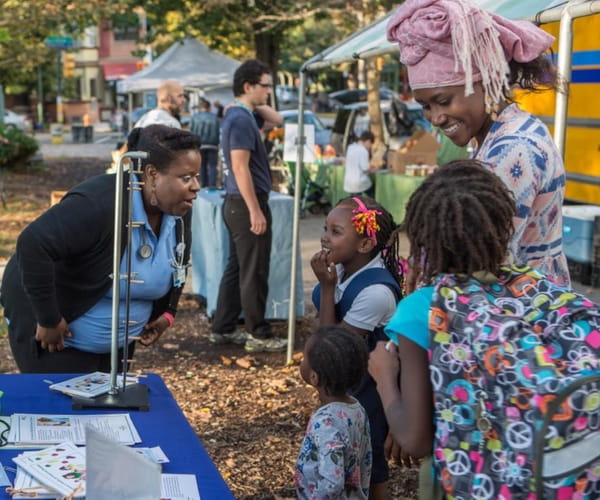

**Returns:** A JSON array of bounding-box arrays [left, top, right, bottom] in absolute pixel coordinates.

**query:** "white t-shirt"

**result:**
[[344, 142, 372, 194], [334, 255, 397, 331], [134, 108, 181, 129]]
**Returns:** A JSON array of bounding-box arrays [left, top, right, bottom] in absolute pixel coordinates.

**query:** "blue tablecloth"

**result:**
[[0, 373, 234, 499], [191, 189, 304, 319]]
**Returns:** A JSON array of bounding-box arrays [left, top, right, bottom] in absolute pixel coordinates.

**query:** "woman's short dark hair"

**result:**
[[305, 326, 368, 397], [507, 52, 557, 97], [233, 59, 271, 97], [127, 125, 201, 173]]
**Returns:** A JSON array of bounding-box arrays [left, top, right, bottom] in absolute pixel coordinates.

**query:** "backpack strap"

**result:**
[[312, 267, 402, 321]]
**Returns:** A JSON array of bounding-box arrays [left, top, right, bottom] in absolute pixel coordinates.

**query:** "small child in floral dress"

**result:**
[[295, 326, 372, 500]]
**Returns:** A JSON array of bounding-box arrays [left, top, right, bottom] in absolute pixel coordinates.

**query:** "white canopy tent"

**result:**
[[285, 0, 600, 362], [117, 37, 240, 94]]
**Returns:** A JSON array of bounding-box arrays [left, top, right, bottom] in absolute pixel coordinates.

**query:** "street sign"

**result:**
[[45, 36, 73, 48]]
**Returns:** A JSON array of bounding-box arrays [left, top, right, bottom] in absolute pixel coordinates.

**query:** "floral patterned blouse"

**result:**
[[474, 104, 570, 287], [295, 399, 372, 500]]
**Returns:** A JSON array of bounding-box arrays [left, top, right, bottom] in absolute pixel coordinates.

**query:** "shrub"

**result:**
[[0, 125, 39, 169]]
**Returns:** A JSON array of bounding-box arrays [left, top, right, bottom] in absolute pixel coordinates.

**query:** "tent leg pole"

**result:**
[[286, 70, 308, 364]]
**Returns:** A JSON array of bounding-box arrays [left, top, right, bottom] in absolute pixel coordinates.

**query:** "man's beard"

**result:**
[[171, 109, 181, 123]]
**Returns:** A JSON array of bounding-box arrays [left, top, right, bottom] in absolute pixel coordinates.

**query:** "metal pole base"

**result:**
[[71, 383, 150, 411]]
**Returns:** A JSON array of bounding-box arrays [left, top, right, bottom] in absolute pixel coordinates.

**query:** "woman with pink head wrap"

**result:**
[[387, 0, 570, 288]]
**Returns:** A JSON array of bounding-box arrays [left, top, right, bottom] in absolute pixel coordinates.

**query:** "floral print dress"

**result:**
[[295, 399, 372, 499]]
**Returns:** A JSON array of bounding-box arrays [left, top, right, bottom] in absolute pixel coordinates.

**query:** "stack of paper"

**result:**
[[49, 372, 138, 398], [12, 442, 86, 499], [8, 413, 141, 446]]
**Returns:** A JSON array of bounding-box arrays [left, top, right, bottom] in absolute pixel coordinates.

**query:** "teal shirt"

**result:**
[[384, 286, 434, 350]]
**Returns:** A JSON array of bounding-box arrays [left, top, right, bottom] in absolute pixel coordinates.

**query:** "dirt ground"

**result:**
[[0, 158, 418, 499]]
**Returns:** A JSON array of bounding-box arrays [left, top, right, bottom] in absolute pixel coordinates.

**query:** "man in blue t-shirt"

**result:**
[[210, 59, 287, 353]]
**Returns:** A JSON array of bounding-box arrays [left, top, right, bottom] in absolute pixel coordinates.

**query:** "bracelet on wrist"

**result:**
[[162, 312, 175, 327]]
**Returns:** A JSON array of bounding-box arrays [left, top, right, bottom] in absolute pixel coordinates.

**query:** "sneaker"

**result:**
[[209, 330, 250, 345], [244, 335, 288, 353]]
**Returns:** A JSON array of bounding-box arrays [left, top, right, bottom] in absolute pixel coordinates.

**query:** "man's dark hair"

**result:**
[[305, 326, 368, 397], [199, 97, 211, 110], [233, 59, 271, 97], [403, 159, 516, 284], [359, 131, 375, 142], [127, 124, 201, 173]]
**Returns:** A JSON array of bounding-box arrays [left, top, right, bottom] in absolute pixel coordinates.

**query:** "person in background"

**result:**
[[0, 125, 201, 373], [344, 131, 376, 198], [387, 0, 570, 286], [296, 326, 372, 500], [311, 196, 404, 500], [134, 80, 186, 129], [210, 59, 286, 353], [190, 97, 220, 188], [213, 100, 225, 121]]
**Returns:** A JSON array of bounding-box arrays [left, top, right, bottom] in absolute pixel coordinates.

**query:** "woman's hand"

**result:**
[[139, 315, 170, 346], [310, 249, 337, 286], [369, 340, 400, 386], [35, 318, 71, 352]]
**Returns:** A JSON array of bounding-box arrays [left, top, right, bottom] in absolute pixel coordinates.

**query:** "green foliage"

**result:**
[[0, 126, 39, 169]]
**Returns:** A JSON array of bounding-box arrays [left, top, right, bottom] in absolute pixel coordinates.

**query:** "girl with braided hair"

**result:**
[[296, 326, 372, 499], [1, 124, 201, 372], [311, 195, 404, 500], [370, 160, 599, 499], [387, 0, 570, 287]]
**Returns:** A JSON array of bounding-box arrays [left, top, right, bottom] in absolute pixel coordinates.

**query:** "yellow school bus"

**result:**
[[516, 14, 600, 204]]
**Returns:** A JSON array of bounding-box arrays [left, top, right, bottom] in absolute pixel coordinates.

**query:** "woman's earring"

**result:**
[[150, 183, 158, 206], [485, 97, 499, 121]]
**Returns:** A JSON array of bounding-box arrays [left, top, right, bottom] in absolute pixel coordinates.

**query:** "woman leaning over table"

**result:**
[[0, 124, 201, 373], [387, 0, 570, 287]]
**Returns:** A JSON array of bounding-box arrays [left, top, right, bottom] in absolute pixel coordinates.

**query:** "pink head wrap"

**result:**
[[387, 0, 554, 107]]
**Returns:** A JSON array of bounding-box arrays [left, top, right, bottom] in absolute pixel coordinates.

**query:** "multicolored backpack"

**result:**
[[428, 265, 600, 499]]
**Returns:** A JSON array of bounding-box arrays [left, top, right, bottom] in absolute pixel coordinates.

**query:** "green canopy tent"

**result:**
[[285, 0, 600, 362]]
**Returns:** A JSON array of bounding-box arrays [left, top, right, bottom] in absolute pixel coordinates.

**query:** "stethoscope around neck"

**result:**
[[136, 218, 185, 266]]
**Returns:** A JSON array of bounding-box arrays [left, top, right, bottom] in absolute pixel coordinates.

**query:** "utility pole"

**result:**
[[37, 65, 44, 130], [56, 49, 63, 124]]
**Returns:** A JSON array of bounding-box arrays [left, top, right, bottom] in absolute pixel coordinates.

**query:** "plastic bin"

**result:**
[[562, 205, 600, 263], [71, 124, 83, 143], [83, 125, 94, 143]]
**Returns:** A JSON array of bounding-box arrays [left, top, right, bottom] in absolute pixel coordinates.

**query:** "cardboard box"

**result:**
[[387, 131, 439, 174]]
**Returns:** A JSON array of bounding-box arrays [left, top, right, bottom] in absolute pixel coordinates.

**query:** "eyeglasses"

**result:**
[[256, 83, 272, 89]]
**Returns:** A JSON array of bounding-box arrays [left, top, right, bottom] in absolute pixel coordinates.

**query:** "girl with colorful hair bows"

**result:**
[[387, 0, 570, 288], [310, 196, 405, 500]]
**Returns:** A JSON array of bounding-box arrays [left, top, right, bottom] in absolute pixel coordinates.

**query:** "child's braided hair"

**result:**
[[306, 326, 368, 397], [336, 196, 404, 288], [403, 159, 516, 284]]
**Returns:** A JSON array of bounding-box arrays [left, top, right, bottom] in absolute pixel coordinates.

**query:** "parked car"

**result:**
[[328, 88, 398, 110], [329, 99, 431, 155], [276, 86, 313, 110], [279, 109, 332, 149], [3, 109, 32, 132]]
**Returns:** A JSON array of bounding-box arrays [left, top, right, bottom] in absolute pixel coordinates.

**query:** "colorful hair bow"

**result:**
[[351, 197, 382, 244]]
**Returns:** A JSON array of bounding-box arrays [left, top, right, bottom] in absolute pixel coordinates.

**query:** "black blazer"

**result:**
[[2, 173, 191, 328]]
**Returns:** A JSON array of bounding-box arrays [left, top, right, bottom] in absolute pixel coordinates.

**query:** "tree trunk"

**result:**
[[367, 58, 385, 168], [254, 27, 281, 108]]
